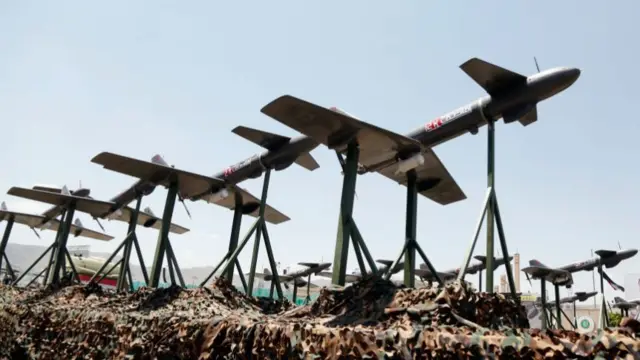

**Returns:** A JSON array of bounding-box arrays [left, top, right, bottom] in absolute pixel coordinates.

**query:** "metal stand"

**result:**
[[554, 284, 562, 329], [201, 169, 282, 299], [331, 142, 379, 286], [457, 119, 516, 295], [149, 182, 185, 288], [199, 192, 248, 291], [0, 217, 17, 281], [88, 196, 150, 291], [597, 265, 609, 329], [12, 209, 79, 286], [540, 280, 548, 331], [384, 170, 442, 287]]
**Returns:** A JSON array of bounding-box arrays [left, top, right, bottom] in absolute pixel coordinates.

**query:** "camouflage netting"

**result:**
[[0, 277, 639, 359]]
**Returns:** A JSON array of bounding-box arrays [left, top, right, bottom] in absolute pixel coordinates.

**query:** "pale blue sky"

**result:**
[[1, 1, 639, 299]]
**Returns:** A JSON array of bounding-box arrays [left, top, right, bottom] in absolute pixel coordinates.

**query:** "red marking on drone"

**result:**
[[425, 117, 443, 131], [223, 168, 234, 177]]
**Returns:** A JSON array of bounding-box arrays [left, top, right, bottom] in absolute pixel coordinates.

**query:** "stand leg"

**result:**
[[540, 280, 547, 331], [247, 225, 262, 294], [457, 188, 492, 282], [478, 270, 483, 292], [25, 267, 48, 287], [350, 224, 378, 274], [235, 259, 248, 293], [598, 265, 608, 328], [216, 220, 259, 284], [247, 169, 272, 295], [404, 171, 417, 288], [64, 248, 81, 283], [414, 242, 442, 285], [262, 222, 283, 299], [554, 284, 562, 329], [149, 181, 178, 287], [12, 244, 54, 285], [98, 259, 122, 284], [573, 301, 577, 328], [561, 307, 574, 329], [332, 142, 359, 286], [485, 119, 496, 293], [43, 210, 66, 285], [118, 196, 142, 291], [225, 195, 243, 282], [292, 282, 298, 304], [351, 235, 367, 275], [166, 240, 185, 286], [132, 234, 149, 285], [49, 205, 76, 285], [0, 217, 15, 274], [2, 254, 15, 280], [200, 252, 230, 286], [492, 196, 516, 298], [88, 239, 127, 283], [384, 244, 406, 281]]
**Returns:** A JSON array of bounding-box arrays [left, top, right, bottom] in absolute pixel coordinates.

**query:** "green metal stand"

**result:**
[[540, 279, 548, 330], [384, 170, 442, 287], [149, 181, 185, 288], [199, 193, 248, 290], [12, 243, 55, 286], [457, 119, 516, 296], [205, 169, 283, 299], [597, 265, 609, 329], [88, 196, 150, 291], [554, 284, 563, 329], [0, 217, 16, 281], [48, 204, 77, 285], [331, 142, 378, 286]]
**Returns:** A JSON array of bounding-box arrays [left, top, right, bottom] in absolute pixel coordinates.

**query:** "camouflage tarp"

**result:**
[[1, 277, 638, 359]]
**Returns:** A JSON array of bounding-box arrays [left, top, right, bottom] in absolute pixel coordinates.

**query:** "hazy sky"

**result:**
[[1, 1, 639, 300]]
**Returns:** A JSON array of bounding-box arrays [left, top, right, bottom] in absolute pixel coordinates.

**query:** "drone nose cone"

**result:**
[[626, 249, 638, 257], [563, 67, 581, 86]]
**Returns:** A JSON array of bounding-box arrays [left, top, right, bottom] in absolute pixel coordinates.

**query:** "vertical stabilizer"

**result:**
[[151, 154, 169, 166], [0, 201, 7, 211]]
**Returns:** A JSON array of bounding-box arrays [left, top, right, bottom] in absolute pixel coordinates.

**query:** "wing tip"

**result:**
[[260, 94, 300, 114], [90, 151, 115, 164]]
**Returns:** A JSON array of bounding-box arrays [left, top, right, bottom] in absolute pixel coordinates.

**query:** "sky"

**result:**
[[1, 1, 639, 302]]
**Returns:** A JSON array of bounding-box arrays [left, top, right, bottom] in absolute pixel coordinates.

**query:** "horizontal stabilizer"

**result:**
[[202, 185, 290, 224], [298, 262, 331, 269], [519, 105, 538, 126], [376, 259, 394, 267], [232, 126, 291, 151], [459, 57, 527, 97], [473, 255, 486, 263], [595, 249, 617, 258], [294, 152, 319, 171]]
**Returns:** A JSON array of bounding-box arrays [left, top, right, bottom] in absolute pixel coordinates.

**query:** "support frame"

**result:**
[[457, 119, 516, 296], [202, 169, 283, 300], [384, 170, 442, 287], [148, 181, 185, 288], [330, 142, 379, 286], [88, 195, 150, 291]]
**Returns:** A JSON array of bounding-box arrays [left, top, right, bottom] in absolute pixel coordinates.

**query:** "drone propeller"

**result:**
[[93, 217, 106, 232], [29, 227, 41, 239], [533, 56, 541, 73], [178, 194, 192, 219], [166, 160, 192, 219]]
